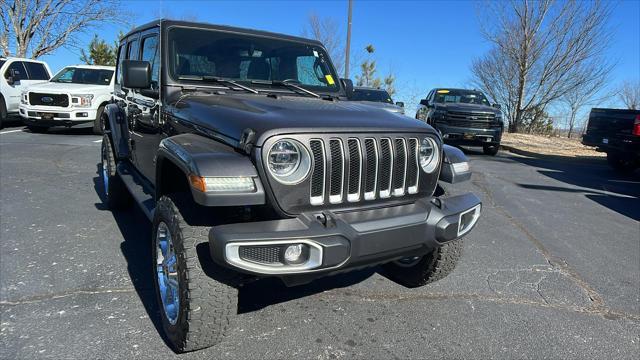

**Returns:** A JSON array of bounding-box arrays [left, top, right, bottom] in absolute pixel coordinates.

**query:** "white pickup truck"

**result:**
[[0, 57, 52, 128], [19, 65, 115, 134]]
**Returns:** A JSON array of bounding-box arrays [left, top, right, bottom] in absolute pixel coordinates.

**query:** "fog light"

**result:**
[[284, 244, 305, 264], [77, 112, 88, 118]]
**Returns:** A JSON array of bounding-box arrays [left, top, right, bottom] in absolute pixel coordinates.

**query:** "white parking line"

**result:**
[[93, 139, 102, 143], [0, 129, 24, 135]]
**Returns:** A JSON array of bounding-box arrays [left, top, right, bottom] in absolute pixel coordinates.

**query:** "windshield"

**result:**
[[351, 89, 393, 104], [434, 89, 490, 106], [168, 27, 340, 93], [51, 67, 114, 85]]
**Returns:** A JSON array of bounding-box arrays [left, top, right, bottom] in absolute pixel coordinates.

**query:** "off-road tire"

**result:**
[[100, 134, 132, 209], [153, 194, 238, 353], [606, 151, 638, 173], [383, 239, 464, 288], [483, 144, 499, 156], [92, 105, 106, 135], [0, 96, 6, 129], [27, 125, 48, 133]]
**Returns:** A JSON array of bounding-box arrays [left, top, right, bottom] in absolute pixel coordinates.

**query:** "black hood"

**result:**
[[170, 93, 434, 147], [435, 102, 500, 114]]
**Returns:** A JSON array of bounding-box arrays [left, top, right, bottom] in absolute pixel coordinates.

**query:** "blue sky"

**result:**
[[41, 0, 640, 117]]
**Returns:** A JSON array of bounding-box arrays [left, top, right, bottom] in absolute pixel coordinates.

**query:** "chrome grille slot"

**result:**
[[347, 138, 362, 202], [393, 138, 407, 196], [306, 135, 423, 205], [309, 140, 325, 205], [406, 138, 419, 193], [328, 139, 344, 204]]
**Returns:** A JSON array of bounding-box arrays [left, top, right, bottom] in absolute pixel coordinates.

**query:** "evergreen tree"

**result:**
[[80, 34, 116, 66]]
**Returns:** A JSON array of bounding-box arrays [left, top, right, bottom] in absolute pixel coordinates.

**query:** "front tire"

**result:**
[[100, 134, 132, 209], [483, 144, 499, 156], [383, 239, 464, 288], [0, 96, 6, 129], [92, 105, 106, 135], [153, 194, 238, 352]]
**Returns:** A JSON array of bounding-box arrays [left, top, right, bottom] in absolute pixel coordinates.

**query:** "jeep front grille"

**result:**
[[309, 136, 420, 205]]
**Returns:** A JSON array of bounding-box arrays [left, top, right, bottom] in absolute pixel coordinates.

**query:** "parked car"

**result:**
[[0, 57, 52, 128], [350, 86, 405, 114], [19, 65, 115, 134], [101, 19, 482, 352], [582, 108, 640, 172], [416, 88, 503, 155]]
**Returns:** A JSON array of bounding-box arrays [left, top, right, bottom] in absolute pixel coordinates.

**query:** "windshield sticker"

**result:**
[[325, 74, 335, 85], [437, 89, 450, 94]]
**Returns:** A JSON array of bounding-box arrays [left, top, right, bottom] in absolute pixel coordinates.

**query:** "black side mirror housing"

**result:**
[[6, 68, 19, 85], [395, 101, 405, 108], [419, 99, 430, 107], [122, 60, 151, 89], [340, 78, 354, 98], [492, 103, 501, 109]]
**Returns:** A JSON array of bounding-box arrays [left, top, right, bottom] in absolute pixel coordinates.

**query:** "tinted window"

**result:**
[[116, 44, 126, 84], [351, 89, 393, 104], [51, 67, 114, 85], [4, 61, 27, 80], [24, 62, 49, 80], [127, 39, 140, 60], [168, 27, 340, 92], [0, 60, 6, 69], [141, 35, 159, 88]]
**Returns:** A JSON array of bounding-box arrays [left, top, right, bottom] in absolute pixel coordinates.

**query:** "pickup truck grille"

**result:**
[[444, 111, 496, 129], [28, 92, 69, 107], [309, 136, 420, 205]]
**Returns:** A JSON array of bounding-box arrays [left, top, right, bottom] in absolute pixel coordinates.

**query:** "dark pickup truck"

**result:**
[[582, 108, 640, 172], [100, 19, 482, 352], [416, 88, 504, 155]]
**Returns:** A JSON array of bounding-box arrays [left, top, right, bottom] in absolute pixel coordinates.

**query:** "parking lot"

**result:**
[[0, 120, 638, 359]]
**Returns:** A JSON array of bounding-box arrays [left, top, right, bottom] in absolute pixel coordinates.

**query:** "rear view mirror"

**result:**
[[122, 60, 151, 89], [395, 101, 405, 108], [340, 78, 354, 98]]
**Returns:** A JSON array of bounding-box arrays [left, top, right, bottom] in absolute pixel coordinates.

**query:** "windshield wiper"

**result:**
[[178, 75, 258, 94], [251, 79, 320, 98]]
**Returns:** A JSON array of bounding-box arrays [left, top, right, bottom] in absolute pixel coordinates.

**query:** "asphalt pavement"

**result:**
[[1, 120, 638, 359]]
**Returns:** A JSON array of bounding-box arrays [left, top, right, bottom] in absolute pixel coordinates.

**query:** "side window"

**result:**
[[141, 35, 159, 89], [116, 44, 126, 84], [24, 62, 50, 80], [4, 61, 27, 81], [127, 39, 140, 61]]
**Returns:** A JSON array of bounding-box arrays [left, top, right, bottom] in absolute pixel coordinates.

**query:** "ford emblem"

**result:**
[[41, 96, 54, 103]]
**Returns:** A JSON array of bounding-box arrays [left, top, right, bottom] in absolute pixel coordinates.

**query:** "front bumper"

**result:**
[[436, 123, 503, 146], [19, 104, 97, 128], [209, 193, 481, 282]]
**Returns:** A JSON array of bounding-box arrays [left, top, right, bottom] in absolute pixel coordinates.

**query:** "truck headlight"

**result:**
[[419, 137, 440, 173], [21, 92, 28, 104], [71, 94, 93, 108], [267, 139, 311, 184]]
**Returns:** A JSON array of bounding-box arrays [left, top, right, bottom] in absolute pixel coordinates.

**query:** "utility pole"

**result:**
[[345, 0, 353, 79]]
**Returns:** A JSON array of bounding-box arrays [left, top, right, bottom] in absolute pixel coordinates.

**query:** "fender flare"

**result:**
[[104, 103, 129, 160], [157, 133, 265, 207], [439, 144, 472, 184]]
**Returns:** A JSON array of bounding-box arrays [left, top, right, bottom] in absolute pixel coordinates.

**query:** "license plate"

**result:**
[[602, 138, 608, 144], [40, 113, 54, 120], [463, 134, 475, 140]]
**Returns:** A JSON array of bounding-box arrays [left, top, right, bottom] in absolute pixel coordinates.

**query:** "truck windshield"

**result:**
[[434, 89, 490, 106], [351, 89, 393, 104], [168, 27, 340, 93], [51, 67, 113, 85]]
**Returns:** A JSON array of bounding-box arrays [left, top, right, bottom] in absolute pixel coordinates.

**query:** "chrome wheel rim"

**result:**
[[101, 142, 109, 197], [155, 221, 180, 325]]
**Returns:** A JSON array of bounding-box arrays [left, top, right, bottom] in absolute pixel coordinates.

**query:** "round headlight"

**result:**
[[267, 139, 311, 184], [419, 137, 440, 173]]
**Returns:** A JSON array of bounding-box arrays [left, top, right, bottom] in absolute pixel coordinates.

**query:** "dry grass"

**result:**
[[501, 133, 604, 158]]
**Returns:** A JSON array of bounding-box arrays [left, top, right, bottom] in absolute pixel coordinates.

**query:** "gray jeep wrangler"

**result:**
[[101, 19, 482, 352]]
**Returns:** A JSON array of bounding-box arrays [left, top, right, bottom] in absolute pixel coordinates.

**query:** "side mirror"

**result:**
[[395, 101, 405, 108], [122, 60, 151, 89], [419, 98, 430, 107], [340, 78, 354, 98], [492, 103, 501, 109], [6, 68, 19, 85]]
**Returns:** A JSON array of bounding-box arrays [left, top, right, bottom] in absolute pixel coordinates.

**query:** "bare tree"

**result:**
[[471, 0, 613, 133], [0, 0, 125, 59], [619, 80, 640, 110], [302, 13, 345, 76], [561, 62, 610, 138]]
